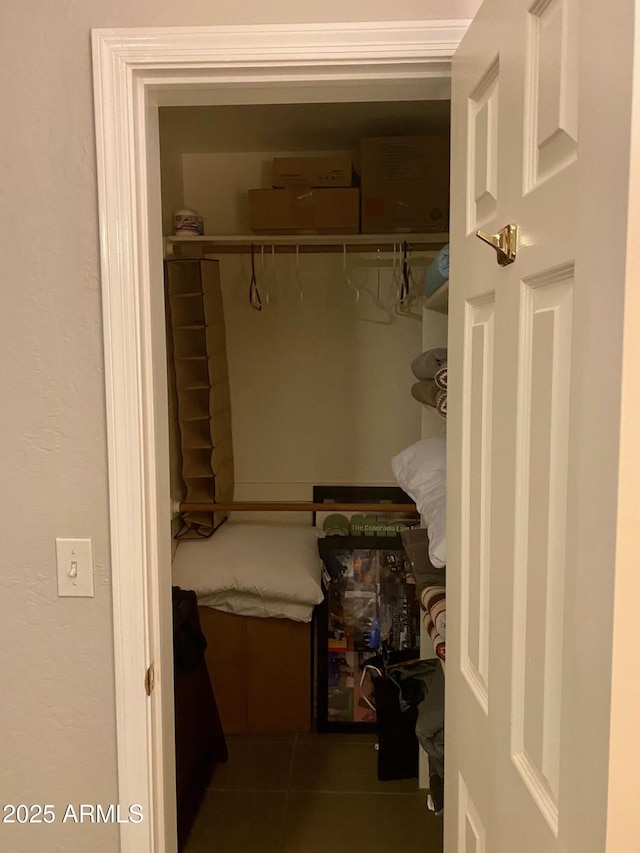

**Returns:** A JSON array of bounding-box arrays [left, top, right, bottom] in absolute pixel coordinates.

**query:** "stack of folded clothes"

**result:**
[[410, 347, 447, 419], [423, 244, 449, 298], [421, 585, 446, 661]]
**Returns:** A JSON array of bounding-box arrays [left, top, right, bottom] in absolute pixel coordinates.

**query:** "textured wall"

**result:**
[[0, 1, 479, 850]]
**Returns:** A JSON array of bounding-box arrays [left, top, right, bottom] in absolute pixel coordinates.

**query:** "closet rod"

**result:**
[[179, 501, 418, 514], [169, 241, 446, 258]]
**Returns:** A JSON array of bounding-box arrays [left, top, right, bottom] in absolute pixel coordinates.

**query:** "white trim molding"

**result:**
[[91, 20, 467, 853], [94, 20, 469, 64]]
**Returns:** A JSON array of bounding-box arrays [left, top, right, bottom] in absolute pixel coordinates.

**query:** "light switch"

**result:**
[[56, 538, 94, 597]]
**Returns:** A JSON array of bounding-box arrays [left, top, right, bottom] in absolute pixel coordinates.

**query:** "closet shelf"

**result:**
[[423, 279, 449, 315], [165, 233, 449, 258]]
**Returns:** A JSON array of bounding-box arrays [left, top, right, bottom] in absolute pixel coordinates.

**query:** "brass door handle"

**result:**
[[476, 223, 518, 266]]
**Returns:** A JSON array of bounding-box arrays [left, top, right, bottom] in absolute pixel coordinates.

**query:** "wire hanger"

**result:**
[[249, 243, 262, 311]]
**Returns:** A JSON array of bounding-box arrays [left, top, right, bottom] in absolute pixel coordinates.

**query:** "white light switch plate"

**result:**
[[56, 538, 94, 597]]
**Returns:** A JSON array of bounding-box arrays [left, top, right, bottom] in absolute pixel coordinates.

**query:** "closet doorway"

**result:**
[[92, 21, 464, 853], [160, 99, 449, 850]]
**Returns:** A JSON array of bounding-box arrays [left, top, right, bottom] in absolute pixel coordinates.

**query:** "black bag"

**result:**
[[172, 586, 208, 671], [363, 648, 421, 781]]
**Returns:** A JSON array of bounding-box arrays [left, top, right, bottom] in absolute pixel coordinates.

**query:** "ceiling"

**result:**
[[159, 101, 451, 154]]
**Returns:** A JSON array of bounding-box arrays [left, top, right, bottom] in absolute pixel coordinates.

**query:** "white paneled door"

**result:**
[[448, 0, 640, 851]]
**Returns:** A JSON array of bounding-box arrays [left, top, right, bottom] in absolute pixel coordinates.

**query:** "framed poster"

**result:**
[[313, 486, 421, 733], [313, 484, 417, 538]]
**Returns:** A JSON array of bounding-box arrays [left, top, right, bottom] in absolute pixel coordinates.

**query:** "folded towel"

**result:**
[[434, 364, 447, 391], [412, 381, 447, 419], [411, 347, 448, 381], [411, 379, 439, 408], [424, 245, 449, 298], [422, 585, 446, 661], [421, 586, 446, 634], [400, 528, 446, 593]]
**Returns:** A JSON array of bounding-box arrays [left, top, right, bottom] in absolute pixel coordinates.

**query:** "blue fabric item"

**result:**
[[424, 244, 449, 297]]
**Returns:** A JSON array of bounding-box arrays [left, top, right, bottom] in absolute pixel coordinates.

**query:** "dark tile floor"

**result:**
[[184, 730, 443, 853]]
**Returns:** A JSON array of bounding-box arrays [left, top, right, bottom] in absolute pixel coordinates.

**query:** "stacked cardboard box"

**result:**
[[272, 154, 355, 189], [360, 136, 450, 233], [248, 139, 450, 234], [249, 188, 360, 234], [249, 154, 359, 234]]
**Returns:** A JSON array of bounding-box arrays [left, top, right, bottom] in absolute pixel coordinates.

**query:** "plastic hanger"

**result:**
[[325, 243, 359, 309], [395, 241, 422, 321], [358, 249, 395, 324], [342, 243, 360, 303], [264, 245, 279, 307], [293, 244, 304, 303], [249, 243, 262, 311], [359, 275, 395, 324]]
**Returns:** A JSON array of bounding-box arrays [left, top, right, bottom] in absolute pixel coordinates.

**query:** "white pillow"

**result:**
[[171, 522, 324, 622], [195, 590, 315, 623], [391, 433, 447, 567]]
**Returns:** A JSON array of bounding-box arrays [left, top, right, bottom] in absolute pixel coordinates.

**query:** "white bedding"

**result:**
[[171, 521, 324, 622], [391, 432, 447, 568]]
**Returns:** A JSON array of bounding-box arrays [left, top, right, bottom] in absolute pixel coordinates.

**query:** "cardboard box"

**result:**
[[272, 155, 355, 188], [249, 188, 360, 234], [360, 136, 450, 233], [199, 608, 311, 734]]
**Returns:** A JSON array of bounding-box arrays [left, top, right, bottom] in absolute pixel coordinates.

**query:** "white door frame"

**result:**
[[91, 21, 470, 852]]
